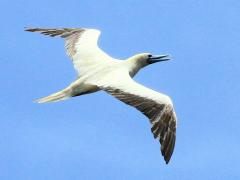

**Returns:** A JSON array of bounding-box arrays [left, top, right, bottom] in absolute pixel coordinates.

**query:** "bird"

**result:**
[[25, 27, 177, 164]]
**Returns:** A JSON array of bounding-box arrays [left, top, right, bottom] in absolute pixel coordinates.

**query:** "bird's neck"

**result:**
[[124, 57, 146, 77]]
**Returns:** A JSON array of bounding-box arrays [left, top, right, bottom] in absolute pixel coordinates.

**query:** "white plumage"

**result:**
[[26, 27, 177, 164]]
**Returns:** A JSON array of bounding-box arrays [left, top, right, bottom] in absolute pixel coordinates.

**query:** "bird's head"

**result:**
[[126, 53, 171, 77], [130, 53, 170, 67]]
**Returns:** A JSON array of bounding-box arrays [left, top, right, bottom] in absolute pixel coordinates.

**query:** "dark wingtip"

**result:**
[[165, 158, 169, 164], [164, 156, 171, 164], [161, 131, 176, 165], [24, 27, 36, 32]]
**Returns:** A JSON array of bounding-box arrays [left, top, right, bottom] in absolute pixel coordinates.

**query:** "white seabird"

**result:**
[[25, 27, 177, 164]]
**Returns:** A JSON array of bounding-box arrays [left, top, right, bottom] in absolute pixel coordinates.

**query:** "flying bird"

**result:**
[[25, 27, 177, 164]]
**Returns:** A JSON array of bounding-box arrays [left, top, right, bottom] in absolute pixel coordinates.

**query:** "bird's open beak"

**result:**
[[147, 55, 171, 64]]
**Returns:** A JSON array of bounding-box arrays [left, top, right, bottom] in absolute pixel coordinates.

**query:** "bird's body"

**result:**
[[26, 27, 177, 164]]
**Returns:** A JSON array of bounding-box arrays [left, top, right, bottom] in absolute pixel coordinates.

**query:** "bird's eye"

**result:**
[[148, 54, 152, 58]]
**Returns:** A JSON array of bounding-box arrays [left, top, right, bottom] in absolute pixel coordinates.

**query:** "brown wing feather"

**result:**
[[103, 87, 177, 164], [25, 28, 86, 58]]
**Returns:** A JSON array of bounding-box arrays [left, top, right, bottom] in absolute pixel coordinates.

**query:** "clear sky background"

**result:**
[[0, 0, 240, 179]]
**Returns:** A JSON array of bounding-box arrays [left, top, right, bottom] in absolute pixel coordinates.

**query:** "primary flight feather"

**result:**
[[25, 27, 177, 164]]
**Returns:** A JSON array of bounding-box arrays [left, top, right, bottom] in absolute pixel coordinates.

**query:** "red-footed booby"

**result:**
[[25, 28, 177, 164]]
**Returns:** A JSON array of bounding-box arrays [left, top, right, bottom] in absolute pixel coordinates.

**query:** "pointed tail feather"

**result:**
[[35, 88, 70, 103]]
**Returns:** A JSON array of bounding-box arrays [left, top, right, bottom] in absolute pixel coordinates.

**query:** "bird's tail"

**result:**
[[35, 88, 71, 103]]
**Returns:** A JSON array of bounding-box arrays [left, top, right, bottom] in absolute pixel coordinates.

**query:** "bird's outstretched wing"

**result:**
[[95, 73, 177, 164], [25, 28, 113, 76]]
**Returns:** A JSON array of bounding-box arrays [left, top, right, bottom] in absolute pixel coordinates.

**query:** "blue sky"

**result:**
[[0, 0, 240, 179]]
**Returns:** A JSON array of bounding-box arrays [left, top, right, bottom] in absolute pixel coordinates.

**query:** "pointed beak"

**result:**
[[147, 54, 171, 64]]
